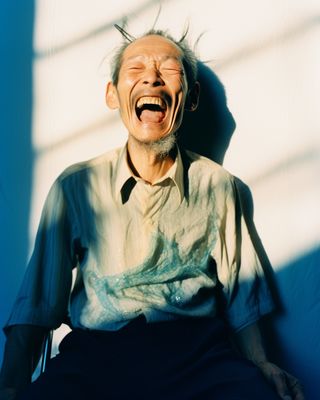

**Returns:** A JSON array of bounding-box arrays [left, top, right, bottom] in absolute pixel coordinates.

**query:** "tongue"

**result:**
[[140, 109, 165, 123]]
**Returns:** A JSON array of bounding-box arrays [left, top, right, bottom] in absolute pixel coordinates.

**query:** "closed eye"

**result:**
[[125, 63, 145, 71], [161, 67, 184, 75], [128, 67, 144, 71]]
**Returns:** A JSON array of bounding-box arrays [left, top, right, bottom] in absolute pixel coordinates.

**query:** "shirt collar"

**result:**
[[114, 144, 185, 204]]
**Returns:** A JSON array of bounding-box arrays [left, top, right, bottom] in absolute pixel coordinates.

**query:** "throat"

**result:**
[[127, 140, 177, 184]]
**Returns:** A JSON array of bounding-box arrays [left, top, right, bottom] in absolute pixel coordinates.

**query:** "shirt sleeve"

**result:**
[[212, 176, 275, 332], [4, 177, 75, 332]]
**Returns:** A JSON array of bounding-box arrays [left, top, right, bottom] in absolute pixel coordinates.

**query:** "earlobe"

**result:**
[[105, 82, 120, 109]]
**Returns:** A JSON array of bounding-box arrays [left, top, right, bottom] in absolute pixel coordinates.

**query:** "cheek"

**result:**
[[174, 77, 188, 98], [118, 78, 139, 103], [181, 80, 188, 95], [174, 83, 188, 106]]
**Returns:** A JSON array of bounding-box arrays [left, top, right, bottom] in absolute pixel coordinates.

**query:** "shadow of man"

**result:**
[[179, 61, 284, 359], [179, 61, 235, 165]]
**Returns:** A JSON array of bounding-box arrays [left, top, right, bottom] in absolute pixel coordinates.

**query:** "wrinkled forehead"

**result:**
[[121, 34, 184, 64]]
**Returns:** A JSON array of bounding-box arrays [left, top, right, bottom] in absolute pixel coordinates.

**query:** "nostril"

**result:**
[[143, 81, 162, 87], [143, 78, 164, 86]]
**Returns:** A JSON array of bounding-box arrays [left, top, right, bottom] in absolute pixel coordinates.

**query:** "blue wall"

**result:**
[[0, 0, 34, 363]]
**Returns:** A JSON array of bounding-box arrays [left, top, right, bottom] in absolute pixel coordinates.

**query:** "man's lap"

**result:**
[[17, 317, 280, 399]]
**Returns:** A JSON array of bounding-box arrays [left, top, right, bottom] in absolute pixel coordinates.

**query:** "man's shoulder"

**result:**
[[57, 146, 124, 183], [183, 148, 234, 183]]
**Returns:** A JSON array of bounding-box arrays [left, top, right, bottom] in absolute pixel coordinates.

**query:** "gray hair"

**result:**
[[110, 27, 198, 90]]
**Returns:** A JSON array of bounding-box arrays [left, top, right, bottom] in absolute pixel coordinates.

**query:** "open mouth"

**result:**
[[135, 96, 167, 123]]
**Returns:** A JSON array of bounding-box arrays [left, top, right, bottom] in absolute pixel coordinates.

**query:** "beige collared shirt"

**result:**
[[6, 146, 274, 333]]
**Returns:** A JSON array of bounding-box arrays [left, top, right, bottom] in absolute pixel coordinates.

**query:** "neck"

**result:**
[[127, 137, 176, 184]]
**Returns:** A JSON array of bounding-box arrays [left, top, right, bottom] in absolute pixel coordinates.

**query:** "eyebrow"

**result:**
[[124, 55, 182, 63]]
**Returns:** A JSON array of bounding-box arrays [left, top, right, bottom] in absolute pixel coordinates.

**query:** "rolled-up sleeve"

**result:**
[[4, 178, 75, 331], [213, 176, 275, 332]]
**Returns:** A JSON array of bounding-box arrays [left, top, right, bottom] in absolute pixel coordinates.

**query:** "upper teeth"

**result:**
[[136, 97, 166, 109]]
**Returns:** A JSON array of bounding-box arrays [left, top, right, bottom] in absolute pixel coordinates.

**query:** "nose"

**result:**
[[142, 66, 164, 86]]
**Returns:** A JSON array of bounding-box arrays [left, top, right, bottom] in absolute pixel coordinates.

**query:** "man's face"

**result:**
[[106, 35, 189, 145]]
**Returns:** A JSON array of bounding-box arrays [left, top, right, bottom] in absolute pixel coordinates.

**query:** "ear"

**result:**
[[185, 81, 200, 112], [105, 81, 120, 109]]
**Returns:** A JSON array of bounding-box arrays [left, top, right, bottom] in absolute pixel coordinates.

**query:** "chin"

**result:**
[[136, 130, 177, 157]]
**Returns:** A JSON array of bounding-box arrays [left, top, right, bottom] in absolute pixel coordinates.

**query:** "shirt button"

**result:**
[[175, 295, 182, 303]]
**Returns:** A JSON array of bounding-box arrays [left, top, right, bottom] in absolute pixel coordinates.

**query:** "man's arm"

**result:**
[[0, 325, 48, 399], [234, 322, 304, 400]]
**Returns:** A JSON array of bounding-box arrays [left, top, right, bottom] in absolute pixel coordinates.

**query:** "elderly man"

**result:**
[[0, 29, 303, 400]]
